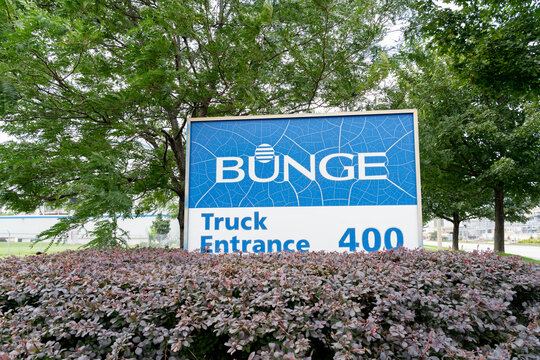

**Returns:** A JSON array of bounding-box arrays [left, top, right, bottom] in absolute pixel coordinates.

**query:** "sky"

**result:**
[[0, 132, 11, 143], [0, 130, 10, 141]]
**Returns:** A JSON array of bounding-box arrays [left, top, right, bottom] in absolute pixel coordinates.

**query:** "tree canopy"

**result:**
[[402, 0, 540, 251], [412, 0, 539, 99], [381, 47, 534, 251], [0, 0, 406, 247], [1, 0, 538, 251]]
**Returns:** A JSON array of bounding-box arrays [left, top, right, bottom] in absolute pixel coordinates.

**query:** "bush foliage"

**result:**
[[0, 248, 538, 359]]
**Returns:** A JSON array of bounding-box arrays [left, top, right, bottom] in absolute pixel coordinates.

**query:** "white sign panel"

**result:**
[[185, 110, 422, 253]]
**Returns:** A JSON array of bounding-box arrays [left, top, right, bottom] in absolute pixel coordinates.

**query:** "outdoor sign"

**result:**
[[185, 110, 422, 253]]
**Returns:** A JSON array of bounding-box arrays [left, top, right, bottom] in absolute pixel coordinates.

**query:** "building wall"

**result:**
[[0, 215, 181, 246], [423, 207, 540, 241]]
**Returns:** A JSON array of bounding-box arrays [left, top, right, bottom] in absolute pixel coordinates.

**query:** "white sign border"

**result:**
[[184, 109, 422, 250]]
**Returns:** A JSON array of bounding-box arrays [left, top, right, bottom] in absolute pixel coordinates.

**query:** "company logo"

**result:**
[[216, 144, 388, 183], [254, 144, 275, 163]]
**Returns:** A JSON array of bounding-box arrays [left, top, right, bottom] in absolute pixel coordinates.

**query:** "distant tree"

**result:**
[[0, 0, 407, 247], [152, 214, 171, 236], [407, 0, 540, 252]]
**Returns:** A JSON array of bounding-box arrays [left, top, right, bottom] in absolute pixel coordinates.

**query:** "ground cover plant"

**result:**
[[0, 249, 538, 359]]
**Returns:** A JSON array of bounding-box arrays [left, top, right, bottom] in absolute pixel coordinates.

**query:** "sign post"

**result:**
[[185, 110, 422, 253]]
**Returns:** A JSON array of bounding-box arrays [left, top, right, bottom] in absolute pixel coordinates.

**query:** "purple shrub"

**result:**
[[0, 248, 538, 359]]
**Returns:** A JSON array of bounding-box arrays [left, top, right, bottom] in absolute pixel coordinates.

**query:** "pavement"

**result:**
[[423, 240, 540, 261]]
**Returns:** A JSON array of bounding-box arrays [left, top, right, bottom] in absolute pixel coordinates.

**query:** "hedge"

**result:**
[[0, 248, 538, 359]]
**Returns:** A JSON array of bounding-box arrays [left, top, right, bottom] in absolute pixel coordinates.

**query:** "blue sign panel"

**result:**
[[185, 111, 421, 252]]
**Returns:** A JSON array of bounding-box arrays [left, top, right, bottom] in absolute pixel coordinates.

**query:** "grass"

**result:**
[[514, 238, 540, 246], [495, 252, 540, 263], [428, 238, 540, 245], [0, 241, 173, 257], [0, 242, 82, 257], [423, 245, 451, 251], [424, 245, 540, 264]]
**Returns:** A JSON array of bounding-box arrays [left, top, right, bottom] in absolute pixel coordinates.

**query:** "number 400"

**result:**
[[338, 227, 404, 252]]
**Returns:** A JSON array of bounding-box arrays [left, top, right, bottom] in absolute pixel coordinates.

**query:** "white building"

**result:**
[[424, 207, 540, 242], [0, 210, 180, 247]]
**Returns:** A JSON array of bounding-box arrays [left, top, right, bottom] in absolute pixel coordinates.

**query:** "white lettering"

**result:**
[[216, 157, 245, 183], [319, 153, 354, 181], [248, 156, 279, 182], [283, 155, 316, 181], [215, 152, 390, 183], [358, 153, 388, 180]]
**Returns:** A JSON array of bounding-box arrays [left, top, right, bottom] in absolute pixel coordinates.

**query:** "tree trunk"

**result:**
[[163, 115, 187, 250], [174, 102, 209, 250], [177, 196, 185, 249], [452, 212, 460, 252], [494, 183, 505, 253]]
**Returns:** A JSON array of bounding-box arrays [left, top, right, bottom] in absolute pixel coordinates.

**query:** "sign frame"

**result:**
[[184, 109, 422, 251]]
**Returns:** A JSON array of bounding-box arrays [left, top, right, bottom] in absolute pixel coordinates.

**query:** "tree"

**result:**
[[0, 0, 406, 247], [413, 0, 539, 100], [420, 155, 492, 252], [152, 213, 171, 235], [377, 49, 493, 251], [408, 0, 540, 252]]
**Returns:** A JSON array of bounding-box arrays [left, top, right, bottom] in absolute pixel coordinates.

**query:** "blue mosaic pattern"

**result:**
[[188, 113, 418, 208]]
